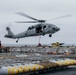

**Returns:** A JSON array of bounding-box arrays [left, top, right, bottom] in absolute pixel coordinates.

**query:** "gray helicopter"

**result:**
[[4, 12, 61, 43]]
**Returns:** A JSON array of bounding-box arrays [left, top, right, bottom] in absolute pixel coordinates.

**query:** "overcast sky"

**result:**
[[0, 0, 76, 45]]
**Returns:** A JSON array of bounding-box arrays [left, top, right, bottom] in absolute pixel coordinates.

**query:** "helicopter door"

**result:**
[[36, 26, 42, 33]]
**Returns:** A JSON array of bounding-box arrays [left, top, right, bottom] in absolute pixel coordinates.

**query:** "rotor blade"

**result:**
[[16, 12, 39, 21], [15, 21, 37, 23], [51, 14, 72, 20]]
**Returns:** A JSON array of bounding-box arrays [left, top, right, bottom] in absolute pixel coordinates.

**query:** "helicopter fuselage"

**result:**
[[13, 23, 60, 38], [5, 23, 60, 40]]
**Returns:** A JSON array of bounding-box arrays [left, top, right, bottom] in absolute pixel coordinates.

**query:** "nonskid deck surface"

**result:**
[[0, 46, 76, 75]]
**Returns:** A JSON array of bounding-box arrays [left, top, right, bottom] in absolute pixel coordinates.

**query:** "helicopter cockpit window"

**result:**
[[43, 26, 46, 29]]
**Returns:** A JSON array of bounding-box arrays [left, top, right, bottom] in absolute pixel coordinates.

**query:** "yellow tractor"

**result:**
[[51, 42, 64, 47]]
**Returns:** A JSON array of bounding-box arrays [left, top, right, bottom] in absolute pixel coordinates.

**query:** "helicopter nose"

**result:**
[[56, 27, 60, 31], [52, 27, 60, 31]]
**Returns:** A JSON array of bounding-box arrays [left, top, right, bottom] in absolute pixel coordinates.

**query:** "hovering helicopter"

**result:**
[[4, 12, 71, 43]]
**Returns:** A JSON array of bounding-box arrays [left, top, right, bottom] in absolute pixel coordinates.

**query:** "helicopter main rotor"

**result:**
[[16, 12, 72, 24], [16, 12, 46, 23]]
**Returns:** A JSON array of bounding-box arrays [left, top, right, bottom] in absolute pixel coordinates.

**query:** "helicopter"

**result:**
[[5, 12, 70, 43]]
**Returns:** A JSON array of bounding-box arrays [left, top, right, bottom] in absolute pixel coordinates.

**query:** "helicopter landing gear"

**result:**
[[16, 38, 19, 43], [49, 34, 52, 37], [42, 33, 45, 36]]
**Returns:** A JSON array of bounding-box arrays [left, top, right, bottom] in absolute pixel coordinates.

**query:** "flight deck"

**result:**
[[0, 45, 76, 75]]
